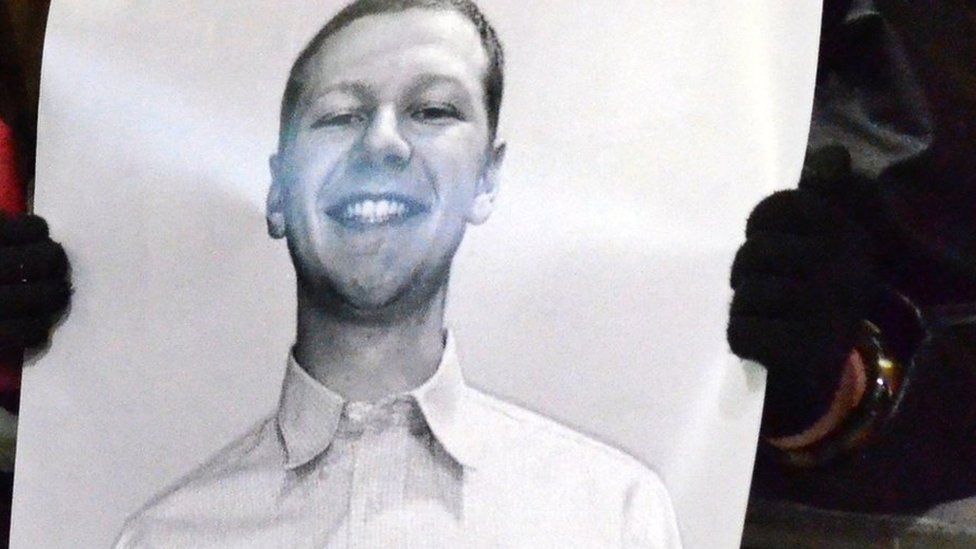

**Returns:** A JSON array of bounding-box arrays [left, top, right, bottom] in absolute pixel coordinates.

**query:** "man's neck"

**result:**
[[292, 286, 447, 402]]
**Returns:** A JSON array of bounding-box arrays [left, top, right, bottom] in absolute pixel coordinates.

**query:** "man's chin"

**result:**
[[295, 261, 452, 324], [301, 280, 423, 324]]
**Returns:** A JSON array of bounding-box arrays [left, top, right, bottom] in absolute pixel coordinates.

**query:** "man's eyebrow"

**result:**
[[406, 74, 472, 96], [308, 81, 372, 102]]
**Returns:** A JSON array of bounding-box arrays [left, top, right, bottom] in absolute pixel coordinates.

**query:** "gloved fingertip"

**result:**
[[801, 145, 853, 184], [0, 214, 49, 245]]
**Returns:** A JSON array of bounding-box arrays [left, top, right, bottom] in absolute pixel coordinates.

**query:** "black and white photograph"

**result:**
[[8, 1, 821, 547]]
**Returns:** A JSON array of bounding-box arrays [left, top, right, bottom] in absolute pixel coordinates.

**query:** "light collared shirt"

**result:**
[[116, 334, 682, 548]]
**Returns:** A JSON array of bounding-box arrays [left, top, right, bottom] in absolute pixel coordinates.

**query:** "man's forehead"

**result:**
[[301, 8, 489, 96]]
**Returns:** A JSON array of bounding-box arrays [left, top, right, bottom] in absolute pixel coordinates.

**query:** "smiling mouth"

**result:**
[[325, 193, 430, 228]]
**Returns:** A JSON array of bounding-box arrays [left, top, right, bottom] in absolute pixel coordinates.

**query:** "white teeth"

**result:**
[[362, 201, 376, 218], [340, 199, 411, 224]]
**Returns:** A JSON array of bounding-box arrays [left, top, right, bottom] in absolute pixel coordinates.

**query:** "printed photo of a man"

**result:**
[[114, 1, 682, 547]]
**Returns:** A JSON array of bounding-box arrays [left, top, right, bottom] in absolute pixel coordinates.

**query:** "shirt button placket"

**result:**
[[346, 412, 367, 549]]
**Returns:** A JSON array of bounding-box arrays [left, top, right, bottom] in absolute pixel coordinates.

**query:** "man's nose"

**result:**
[[361, 106, 411, 170]]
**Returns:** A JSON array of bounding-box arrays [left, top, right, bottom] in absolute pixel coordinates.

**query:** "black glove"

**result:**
[[728, 147, 921, 438], [0, 213, 70, 350]]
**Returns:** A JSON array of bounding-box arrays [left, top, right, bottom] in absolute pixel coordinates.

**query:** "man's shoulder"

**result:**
[[464, 388, 680, 544], [466, 387, 662, 484], [115, 416, 280, 547]]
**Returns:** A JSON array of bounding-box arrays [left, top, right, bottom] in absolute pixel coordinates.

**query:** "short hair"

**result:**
[[279, 0, 505, 144]]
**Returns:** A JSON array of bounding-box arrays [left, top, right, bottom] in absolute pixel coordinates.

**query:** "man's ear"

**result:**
[[467, 142, 506, 225], [267, 154, 287, 239]]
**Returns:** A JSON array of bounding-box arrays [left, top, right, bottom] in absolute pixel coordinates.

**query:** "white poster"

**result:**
[[11, 1, 820, 547]]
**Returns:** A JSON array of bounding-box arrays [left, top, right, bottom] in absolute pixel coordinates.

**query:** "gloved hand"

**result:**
[[728, 146, 920, 439], [0, 213, 70, 350]]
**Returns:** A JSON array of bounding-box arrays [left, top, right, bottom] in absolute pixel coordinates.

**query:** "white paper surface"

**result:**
[[11, 1, 821, 547]]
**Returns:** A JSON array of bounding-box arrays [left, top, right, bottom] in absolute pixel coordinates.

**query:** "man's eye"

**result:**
[[411, 105, 462, 123], [312, 112, 365, 129]]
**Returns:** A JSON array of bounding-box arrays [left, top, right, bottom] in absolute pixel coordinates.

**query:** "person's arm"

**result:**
[[744, 303, 976, 513], [731, 147, 976, 513], [731, 0, 976, 514], [728, 147, 924, 457]]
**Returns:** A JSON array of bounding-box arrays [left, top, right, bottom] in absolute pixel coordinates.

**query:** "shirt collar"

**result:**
[[276, 331, 482, 470]]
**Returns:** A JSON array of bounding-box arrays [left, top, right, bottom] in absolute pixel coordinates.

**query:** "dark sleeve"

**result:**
[[753, 308, 976, 513]]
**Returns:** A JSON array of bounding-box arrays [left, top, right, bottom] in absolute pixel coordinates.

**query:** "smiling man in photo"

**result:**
[[115, 1, 680, 546]]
